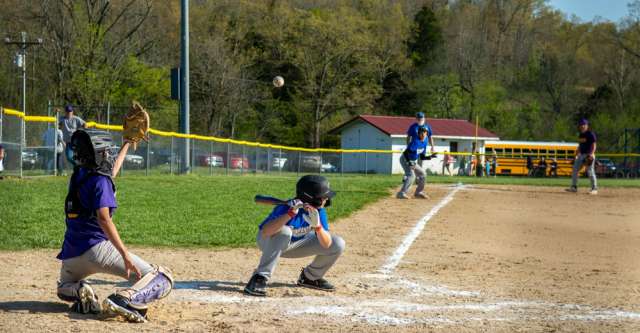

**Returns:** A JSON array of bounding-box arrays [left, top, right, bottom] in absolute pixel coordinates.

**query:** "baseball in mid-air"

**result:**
[[273, 76, 285, 88]]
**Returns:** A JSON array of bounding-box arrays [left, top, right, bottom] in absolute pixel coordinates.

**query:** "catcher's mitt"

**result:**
[[122, 101, 150, 151], [583, 155, 594, 167]]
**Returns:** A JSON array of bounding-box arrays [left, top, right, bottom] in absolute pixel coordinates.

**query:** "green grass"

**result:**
[[1, 173, 638, 250], [0, 174, 398, 250]]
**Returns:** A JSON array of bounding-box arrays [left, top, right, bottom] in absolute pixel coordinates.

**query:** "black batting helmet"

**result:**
[[296, 175, 336, 208]]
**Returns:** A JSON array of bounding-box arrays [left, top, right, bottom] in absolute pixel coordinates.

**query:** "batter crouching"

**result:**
[[244, 175, 346, 297], [56, 130, 173, 323]]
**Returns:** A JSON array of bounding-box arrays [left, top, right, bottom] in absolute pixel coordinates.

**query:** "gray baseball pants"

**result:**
[[253, 226, 345, 281], [399, 155, 426, 195], [571, 154, 598, 190], [57, 240, 153, 301]]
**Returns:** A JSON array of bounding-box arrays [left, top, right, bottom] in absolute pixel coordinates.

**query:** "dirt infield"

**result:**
[[1, 184, 640, 332]]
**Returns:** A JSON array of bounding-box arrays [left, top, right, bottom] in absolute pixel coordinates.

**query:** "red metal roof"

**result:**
[[332, 115, 499, 138]]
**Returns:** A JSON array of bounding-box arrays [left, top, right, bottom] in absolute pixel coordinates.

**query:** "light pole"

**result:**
[[5, 31, 43, 178], [5, 32, 43, 116]]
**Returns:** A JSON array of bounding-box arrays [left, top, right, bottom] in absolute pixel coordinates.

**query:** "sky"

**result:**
[[547, 0, 631, 22]]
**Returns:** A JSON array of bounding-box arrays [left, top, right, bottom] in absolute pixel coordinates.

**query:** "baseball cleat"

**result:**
[[589, 189, 598, 195], [565, 187, 578, 193], [73, 282, 101, 314], [414, 192, 430, 199], [103, 294, 147, 323], [297, 269, 335, 292], [396, 192, 409, 199], [244, 274, 267, 297]]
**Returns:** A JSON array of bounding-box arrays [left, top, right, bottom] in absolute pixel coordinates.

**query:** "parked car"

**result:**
[[284, 154, 322, 172], [21, 151, 39, 169], [594, 158, 617, 178], [321, 162, 337, 173], [112, 146, 145, 169]]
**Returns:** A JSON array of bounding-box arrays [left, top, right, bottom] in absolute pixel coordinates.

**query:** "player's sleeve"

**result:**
[[259, 205, 289, 230], [77, 117, 86, 127], [92, 176, 118, 211], [406, 124, 415, 137], [426, 124, 433, 139], [319, 208, 329, 231]]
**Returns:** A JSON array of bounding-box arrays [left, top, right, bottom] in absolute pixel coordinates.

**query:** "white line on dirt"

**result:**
[[378, 185, 462, 275]]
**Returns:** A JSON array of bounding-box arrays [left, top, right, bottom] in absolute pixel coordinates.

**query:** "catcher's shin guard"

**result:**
[[116, 266, 174, 311]]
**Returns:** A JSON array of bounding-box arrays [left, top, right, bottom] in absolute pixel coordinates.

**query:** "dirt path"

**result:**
[[1, 184, 639, 332]]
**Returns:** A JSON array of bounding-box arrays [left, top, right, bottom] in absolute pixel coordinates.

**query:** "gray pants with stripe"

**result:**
[[399, 155, 426, 195], [57, 240, 153, 302], [571, 153, 598, 190], [254, 226, 345, 281]]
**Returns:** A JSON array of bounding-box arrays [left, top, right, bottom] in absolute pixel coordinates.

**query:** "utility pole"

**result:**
[[5, 31, 43, 178], [180, 0, 190, 174], [5, 32, 43, 116]]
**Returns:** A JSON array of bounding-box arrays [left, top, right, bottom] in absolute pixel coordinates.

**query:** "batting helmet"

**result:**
[[296, 175, 336, 208], [70, 129, 116, 176]]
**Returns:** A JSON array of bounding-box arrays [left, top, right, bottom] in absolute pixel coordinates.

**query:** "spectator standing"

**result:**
[[59, 105, 86, 167]]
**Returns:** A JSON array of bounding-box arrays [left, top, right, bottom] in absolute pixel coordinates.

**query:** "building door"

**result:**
[[449, 142, 458, 153]]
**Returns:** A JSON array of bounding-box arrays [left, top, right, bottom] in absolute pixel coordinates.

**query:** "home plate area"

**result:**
[[169, 185, 640, 331]]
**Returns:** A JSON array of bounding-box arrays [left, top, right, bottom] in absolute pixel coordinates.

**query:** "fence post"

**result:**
[[320, 152, 323, 174], [279, 149, 282, 175], [209, 140, 213, 176], [241, 145, 245, 175], [226, 142, 230, 175], [255, 147, 259, 174], [19, 112, 24, 178], [170, 136, 174, 175], [364, 152, 368, 175], [297, 151, 301, 175], [0, 107, 3, 143], [267, 147, 271, 174], [146, 136, 150, 176], [340, 152, 344, 177]]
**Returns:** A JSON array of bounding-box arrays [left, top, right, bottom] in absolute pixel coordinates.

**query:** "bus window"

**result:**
[[505, 148, 512, 157], [514, 148, 522, 158]]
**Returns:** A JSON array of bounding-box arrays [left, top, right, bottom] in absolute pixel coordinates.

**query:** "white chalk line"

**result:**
[[379, 185, 463, 275], [171, 184, 640, 326]]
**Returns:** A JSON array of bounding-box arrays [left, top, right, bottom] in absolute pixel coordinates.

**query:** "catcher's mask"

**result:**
[[296, 175, 336, 208], [70, 129, 116, 176]]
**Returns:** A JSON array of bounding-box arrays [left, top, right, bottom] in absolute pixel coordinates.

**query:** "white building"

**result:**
[[330, 115, 500, 174]]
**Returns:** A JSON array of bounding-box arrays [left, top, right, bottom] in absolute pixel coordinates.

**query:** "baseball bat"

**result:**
[[254, 195, 287, 206]]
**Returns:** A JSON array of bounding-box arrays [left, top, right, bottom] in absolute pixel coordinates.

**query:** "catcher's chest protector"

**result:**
[[65, 171, 116, 219]]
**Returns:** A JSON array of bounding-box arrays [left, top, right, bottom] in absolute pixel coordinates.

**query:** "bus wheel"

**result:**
[[615, 171, 625, 179]]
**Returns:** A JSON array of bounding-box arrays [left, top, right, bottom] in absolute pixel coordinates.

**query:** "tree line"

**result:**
[[1, 0, 639, 150]]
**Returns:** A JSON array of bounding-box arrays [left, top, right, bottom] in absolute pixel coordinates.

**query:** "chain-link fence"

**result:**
[[2, 106, 639, 179], [0, 108, 375, 177]]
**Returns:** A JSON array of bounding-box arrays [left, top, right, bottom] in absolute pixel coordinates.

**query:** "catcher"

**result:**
[[55, 102, 172, 323], [566, 118, 598, 195], [397, 127, 434, 199]]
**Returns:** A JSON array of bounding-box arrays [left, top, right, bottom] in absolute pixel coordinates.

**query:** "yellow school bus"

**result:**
[[485, 140, 578, 176]]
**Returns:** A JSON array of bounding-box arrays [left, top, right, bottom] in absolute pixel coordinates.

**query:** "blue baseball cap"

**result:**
[[416, 112, 425, 119], [65, 105, 74, 112], [578, 118, 588, 126]]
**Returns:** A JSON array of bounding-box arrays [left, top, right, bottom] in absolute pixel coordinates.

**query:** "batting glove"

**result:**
[[303, 206, 321, 229], [287, 199, 304, 218]]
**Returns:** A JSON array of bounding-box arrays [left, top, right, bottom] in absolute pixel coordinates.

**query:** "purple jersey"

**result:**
[[578, 130, 596, 154], [259, 203, 329, 242], [57, 168, 117, 260]]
